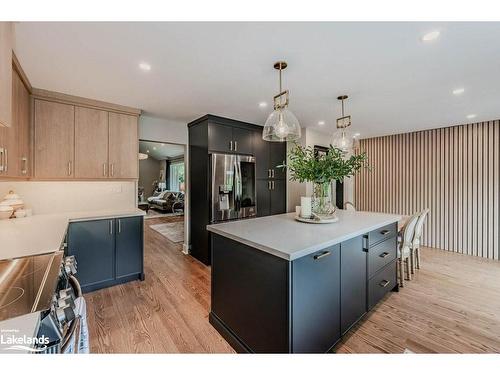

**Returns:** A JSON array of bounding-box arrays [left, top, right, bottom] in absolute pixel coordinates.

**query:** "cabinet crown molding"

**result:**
[[32, 88, 142, 116]]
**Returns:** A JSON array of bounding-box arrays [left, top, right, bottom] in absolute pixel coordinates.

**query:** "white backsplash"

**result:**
[[0, 181, 137, 215]]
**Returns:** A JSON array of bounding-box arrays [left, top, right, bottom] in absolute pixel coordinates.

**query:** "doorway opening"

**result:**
[[138, 140, 185, 245]]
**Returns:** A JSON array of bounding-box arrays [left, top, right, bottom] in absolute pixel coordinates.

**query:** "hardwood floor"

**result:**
[[86, 220, 500, 353]]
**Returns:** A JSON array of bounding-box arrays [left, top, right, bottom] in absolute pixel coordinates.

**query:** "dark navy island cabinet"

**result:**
[[209, 222, 399, 353], [67, 216, 144, 293]]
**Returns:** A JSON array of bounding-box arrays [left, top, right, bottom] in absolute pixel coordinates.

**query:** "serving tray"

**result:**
[[295, 215, 339, 224]]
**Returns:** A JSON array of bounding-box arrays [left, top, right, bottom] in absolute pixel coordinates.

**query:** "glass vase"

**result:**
[[312, 182, 336, 218]]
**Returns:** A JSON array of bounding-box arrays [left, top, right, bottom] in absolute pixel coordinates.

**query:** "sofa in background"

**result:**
[[147, 190, 185, 213]]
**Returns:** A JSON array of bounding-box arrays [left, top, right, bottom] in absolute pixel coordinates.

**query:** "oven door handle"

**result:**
[[61, 315, 81, 353], [69, 275, 83, 298]]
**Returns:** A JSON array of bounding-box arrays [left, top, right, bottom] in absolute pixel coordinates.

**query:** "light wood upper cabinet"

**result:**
[[0, 22, 13, 128], [34, 100, 75, 179], [108, 112, 138, 179], [75, 107, 109, 178], [13, 69, 31, 177]]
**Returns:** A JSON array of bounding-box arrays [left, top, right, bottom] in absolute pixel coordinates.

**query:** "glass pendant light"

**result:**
[[262, 61, 301, 142], [331, 95, 356, 153]]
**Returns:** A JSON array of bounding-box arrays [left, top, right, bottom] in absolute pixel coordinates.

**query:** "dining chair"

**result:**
[[398, 213, 419, 287], [343, 201, 356, 211], [410, 208, 430, 272]]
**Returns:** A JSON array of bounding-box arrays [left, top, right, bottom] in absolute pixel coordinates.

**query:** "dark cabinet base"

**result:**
[[210, 227, 399, 354], [67, 216, 144, 294]]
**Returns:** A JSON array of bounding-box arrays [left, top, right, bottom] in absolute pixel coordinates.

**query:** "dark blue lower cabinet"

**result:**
[[67, 216, 144, 293], [115, 216, 144, 280], [292, 245, 341, 353], [340, 236, 367, 334]]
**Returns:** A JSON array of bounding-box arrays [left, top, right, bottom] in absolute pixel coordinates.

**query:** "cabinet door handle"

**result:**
[[379, 280, 390, 288], [234, 141, 237, 151], [4, 148, 7, 173], [271, 169, 275, 178], [0, 147, 4, 173], [21, 157, 28, 175], [268, 169, 271, 178], [313, 251, 331, 260], [229, 141, 233, 151], [380, 229, 391, 236], [271, 181, 275, 190], [268, 181, 271, 190], [109, 220, 113, 235], [110, 163, 115, 177], [68, 161, 72, 176], [103, 163, 107, 177], [118, 219, 121, 233], [379, 252, 390, 258]]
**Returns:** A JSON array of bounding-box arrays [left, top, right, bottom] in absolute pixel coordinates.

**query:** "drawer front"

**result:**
[[368, 222, 397, 247], [368, 260, 397, 310], [368, 236, 397, 278]]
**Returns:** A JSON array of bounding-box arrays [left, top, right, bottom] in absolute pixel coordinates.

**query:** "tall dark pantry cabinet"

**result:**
[[188, 115, 287, 265]]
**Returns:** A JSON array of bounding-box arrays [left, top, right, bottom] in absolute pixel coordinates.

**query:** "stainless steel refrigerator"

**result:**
[[210, 153, 256, 223]]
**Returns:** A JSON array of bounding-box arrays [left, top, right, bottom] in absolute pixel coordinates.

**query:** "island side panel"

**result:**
[[210, 233, 290, 353]]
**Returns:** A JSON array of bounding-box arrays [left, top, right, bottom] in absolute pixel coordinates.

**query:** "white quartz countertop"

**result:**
[[207, 210, 402, 261], [0, 209, 145, 261]]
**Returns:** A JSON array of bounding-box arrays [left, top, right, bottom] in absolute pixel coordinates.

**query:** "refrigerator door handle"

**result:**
[[234, 158, 242, 213]]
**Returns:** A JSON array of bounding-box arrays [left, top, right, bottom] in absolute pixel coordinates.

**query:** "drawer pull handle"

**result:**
[[379, 280, 390, 288], [380, 230, 391, 236], [313, 251, 331, 260], [379, 252, 390, 258]]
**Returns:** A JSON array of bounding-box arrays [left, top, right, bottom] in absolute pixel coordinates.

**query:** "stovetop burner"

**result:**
[[0, 287, 25, 309], [0, 251, 64, 322]]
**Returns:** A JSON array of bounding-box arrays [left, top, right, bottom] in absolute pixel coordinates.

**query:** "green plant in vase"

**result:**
[[280, 143, 368, 219]]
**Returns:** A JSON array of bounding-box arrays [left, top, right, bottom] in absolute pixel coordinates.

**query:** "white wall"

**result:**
[[0, 181, 136, 215], [139, 115, 188, 145]]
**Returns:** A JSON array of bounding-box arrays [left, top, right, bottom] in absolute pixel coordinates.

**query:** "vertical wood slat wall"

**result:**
[[354, 120, 500, 260]]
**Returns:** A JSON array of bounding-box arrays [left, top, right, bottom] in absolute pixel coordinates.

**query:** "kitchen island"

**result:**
[[207, 210, 401, 353]]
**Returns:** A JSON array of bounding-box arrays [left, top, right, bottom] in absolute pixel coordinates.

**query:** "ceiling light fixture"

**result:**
[[421, 30, 440, 42], [331, 95, 357, 153], [138, 153, 148, 160], [259, 102, 268, 108], [318, 121, 325, 126], [139, 62, 151, 71], [353, 132, 361, 138], [262, 61, 301, 142], [466, 114, 477, 119], [452, 88, 465, 95]]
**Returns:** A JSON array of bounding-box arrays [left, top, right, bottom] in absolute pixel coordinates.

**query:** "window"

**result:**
[[169, 161, 185, 191]]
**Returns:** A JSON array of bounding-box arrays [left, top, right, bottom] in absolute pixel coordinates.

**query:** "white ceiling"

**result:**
[[139, 141, 184, 160], [14, 22, 500, 138]]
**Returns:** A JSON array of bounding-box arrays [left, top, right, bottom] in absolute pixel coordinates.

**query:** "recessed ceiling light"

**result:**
[[318, 121, 325, 126], [259, 102, 268, 108], [452, 88, 465, 95], [161, 143, 165, 147], [146, 149, 150, 153], [139, 62, 151, 71], [421, 30, 440, 42], [466, 114, 477, 119], [153, 147, 157, 150], [353, 132, 361, 137]]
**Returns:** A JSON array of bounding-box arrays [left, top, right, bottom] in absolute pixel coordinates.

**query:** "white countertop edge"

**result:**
[[68, 209, 146, 222], [207, 215, 402, 261]]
